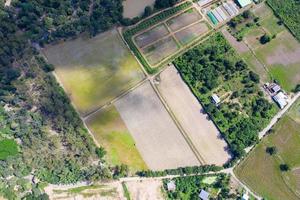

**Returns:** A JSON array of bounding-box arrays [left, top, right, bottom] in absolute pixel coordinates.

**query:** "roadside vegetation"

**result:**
[[266, 0, 300, 42], [163, 174, 237, 199], [174, 33, 277, 162], [235, 108, 300, 200]]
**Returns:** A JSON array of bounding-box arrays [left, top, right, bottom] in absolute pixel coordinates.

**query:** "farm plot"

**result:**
[[142, 36, 179, 66], [114, 81, 200, 170], [123, 0, 156, 19], [86, 105, 147, 171], [157, 66, 231, 165], [124, 2, 209, 70], [43, 29, 145, 115], [239, 3, 300, 91], [235, 115, 300, 200], [124, 179, 164, 200], [167, 8, 202, 31], [134, 24, 169, 48], [175, 22, 209, 45]]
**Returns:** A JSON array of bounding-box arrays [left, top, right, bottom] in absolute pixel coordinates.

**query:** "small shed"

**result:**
[[199, 189, 210, 200], [211, 94, 221, 105], [236, 0, 252, 8], [167, 180, 176, 192]]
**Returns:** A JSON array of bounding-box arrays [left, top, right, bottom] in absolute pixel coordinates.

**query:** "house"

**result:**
[[269, 83, 281, 94], [236, 0, 252, 8], [198, 0, 214, 7], [199, 189, 210, 200], [273, 91, 288, 109], [242, 193, 249, 200], [211, 94, 221, 105], [167, 180, 176, 192]]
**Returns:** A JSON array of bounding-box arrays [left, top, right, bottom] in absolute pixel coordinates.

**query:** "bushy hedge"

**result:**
[[136, 165, 223, 177]]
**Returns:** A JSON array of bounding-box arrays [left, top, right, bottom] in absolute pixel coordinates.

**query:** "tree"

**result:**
[[143, 6, 153, 17], [242, 10, 251, 19], [280, 164, 290, 172], [249, 71, 260, 83], [260, 34, 271, 44], [266, 146, 277, 155], [95, 147, 106, 159], [293, 84, 300, 92], [154, 0, 178, 9]]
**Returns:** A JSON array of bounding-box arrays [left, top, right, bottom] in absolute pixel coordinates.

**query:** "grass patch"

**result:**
[[43, 29, 144, 115], [235, 115, 300, 200], [86, 105, 147, 172], [0, 139, 18, 160], [122, 182, 131, 200]]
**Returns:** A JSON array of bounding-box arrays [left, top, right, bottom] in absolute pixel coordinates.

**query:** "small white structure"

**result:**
[[236, 0, 252, 8], [199, 189, 210, 200], [273, 91, 288, 109], [167, 180, 176, 192], [269, 84, 281, 94], [198, 0, 214, 7], [211, 94, 221, 105], [242, 193, 249, 200]]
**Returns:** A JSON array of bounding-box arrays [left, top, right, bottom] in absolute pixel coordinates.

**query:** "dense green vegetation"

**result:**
[[0, 139, 18, 160], [123, 1, 192, 74], [267, 0, 300, 41], [174, 33, 276, 163], [228, 10, 260, 41], [136, 165, 222, 177], [0, 0, 128, 198], [155, 0, 180, 9], [163, 174, 237, 199]]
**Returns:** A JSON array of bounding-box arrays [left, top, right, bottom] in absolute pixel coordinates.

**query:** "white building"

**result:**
[[273, 91, 288, 109], [167, 180, 176, 192], [242, 193, 249, 200], [199, 189, 210, 200], [212, 94, 221, 105]]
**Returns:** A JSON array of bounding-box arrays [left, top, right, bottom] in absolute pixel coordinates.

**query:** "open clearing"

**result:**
[[134, 24, 170, 48], [86, 105, 147, 172], [167, 8, 202, 31], [114, 81, 200, 170], [43, 28, 145, 115], [157, 65, 230, 165], [123, 0, 155, 19], [124, 179, 164, 200], [175, 22, 209, 45], [241, 3, 300, 91], [235, 102, 300, 200]]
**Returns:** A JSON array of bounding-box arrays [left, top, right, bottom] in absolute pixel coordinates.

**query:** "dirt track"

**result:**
[[114, 81, 200, 170], [157, 65, 231, 165]]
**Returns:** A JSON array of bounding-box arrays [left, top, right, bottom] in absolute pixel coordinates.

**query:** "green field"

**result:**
[[0, 139, 18, 160], [235, 98, 300, 200], [242, 3, 300, 91], [43, 29, 145, 115], [86, 106, 147, 172]]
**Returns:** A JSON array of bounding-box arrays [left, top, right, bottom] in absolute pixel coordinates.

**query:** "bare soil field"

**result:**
[[175, 22, 209, 45], [123, 0, 156, 19], [125, 179, 164, 200], [86, 105, 147, 171], [114, 81, 200, 170], [167, 8, 202, 31], [157, 66, 231, 165], [142, 36, 179, 66], [134, 24, 169, 48], [45, 182, 125, 200], [43, 29, 145, 115]]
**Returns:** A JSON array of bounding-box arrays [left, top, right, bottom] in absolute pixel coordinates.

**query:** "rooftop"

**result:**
[[237, 0, 252, 7]]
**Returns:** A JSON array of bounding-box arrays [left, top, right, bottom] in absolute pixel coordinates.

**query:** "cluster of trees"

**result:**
[[174, 33, 276, 163], [267, 0, 300, 41], [136, 165, 222, 177], [228, 10, 260, 41], [13, 0, 123, 44], [0, 0, 131, 198], [154, 0, 180, 9], [123, 1, 191, 73], [163, 173, 237, 199]]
